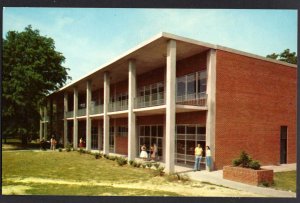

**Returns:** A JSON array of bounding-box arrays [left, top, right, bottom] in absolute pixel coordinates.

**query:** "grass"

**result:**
[[2, 150, 182, 196], [271, 171, 296, 192]]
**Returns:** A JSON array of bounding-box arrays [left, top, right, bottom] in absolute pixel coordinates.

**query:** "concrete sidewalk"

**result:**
[[173, 163, 297, 198]]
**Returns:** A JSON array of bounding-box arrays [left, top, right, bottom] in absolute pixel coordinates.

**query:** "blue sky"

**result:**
[[3, 8, 297, 83]]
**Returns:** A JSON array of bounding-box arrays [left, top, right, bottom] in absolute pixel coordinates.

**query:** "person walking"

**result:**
[[206, 146, 212, 171], [194, 144, 203, 171]]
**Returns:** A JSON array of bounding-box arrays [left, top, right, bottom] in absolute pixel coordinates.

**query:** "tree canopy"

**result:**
[[266, 49, 297, 65], [2, 25, 71, 144]]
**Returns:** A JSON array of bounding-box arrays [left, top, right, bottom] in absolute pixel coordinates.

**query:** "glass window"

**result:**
[[151, 126, 157, 137], [176, 77, 186, 97], [197, 127, 206, 134], [186, 126, 196, 134], [177, 125, 185, 134], [145, 126, 150, 136], [158, 126, 163, 137], [187, 74, 196, 95], [140, 126, 145, 136]]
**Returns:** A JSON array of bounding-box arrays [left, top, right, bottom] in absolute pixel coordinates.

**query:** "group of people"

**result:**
[[194, 144, 212, 172], [140, 143, 158, 160], [40, 136, 57, 151]]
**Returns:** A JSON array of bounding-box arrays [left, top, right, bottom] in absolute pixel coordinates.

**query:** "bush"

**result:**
[[232, 151, 261, 170], [136, 162, 142, 168], [142, 164, 146, 169], [58, 148, 62, 152], [108, 156, 116, 161], [146, 162, 152, 168], [65, 143, 72, 152], [248, 160, 261, 170], [128, 160, 134, 166], [167, 173, 190, 182], [153, 166, 165, 176], [95, 153, 100, 159], [153, 162, 160, 169], [116, 157, 127, 166]]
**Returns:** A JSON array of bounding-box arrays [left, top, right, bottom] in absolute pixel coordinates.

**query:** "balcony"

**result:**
[[176, 93, 207, 106], [77, 108, 86, 117], [90, 104, 104, 115], [109, 100, 128, 112], [135, 92, 165, 108], [66, 111, 74, 118]]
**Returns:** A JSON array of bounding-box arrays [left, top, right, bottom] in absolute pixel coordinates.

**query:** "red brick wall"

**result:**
[[176, 111, 206, 124], [215, 50, 297, 169], [223, 166, 274, 186], [176, 52, 207, 77], [115, 136, 128, 155], [137, 115, 165, 125], [137, 67, 165, 87]]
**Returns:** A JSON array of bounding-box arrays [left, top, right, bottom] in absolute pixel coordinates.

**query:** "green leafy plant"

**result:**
[[153, 162, 160, 169], [128, 160, 134, 166], [65, 143, 72, 152], [232, 151, 261, 170], [58, 148, 62, 152], [153, 166, 165, 176], [95, 153, 100, 159], [116, 157, 127, 166], [146, 162, 152, 168]]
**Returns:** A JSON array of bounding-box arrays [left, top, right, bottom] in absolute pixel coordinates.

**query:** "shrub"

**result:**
[[232, 151, 261, 170], [136, 162, 142, 168], [78, 148, 84, 154], [248, 160, 261, 170], [65, 143, 72, 152], [103, 154, 109, 159], [95, 153, 100, 159], [128, 160, 134, 166], [153, 166, 165, 177], [108, 156, 116, 161], [58, 148, 62, 152], [146, 162, 152, 168], [153, 163, 160, 169], [116, 157, 127, 166], [142, 164, 146, 169]]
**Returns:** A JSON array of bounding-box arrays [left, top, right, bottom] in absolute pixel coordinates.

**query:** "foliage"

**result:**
[[128, 160, 134, 166], [266, 49, 297, 64], [153, 162, 160, 169], [2, 25, 71, 144], [167, 173, 190, 182], [65, 143, 72, 152], [153, 166, 165, 177], [116, 157, 127, 166], [94, 153, 100, 159], [146, 162, 153, 168], [58, 148, 62, 152], [232, 151, 261, 170]]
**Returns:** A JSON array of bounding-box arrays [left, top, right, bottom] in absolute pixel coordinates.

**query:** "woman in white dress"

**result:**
[[140, 144, 148, 159]]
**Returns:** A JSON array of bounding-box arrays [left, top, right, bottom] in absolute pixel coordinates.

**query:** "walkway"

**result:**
[[173, 163, 296, 198]]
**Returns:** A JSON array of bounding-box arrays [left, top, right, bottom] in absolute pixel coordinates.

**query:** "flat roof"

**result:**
[[51, 32, 297, 96]]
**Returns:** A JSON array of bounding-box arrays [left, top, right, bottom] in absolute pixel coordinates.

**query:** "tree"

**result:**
[[266, 49, 297, 65], [2, 25, 71, 145]]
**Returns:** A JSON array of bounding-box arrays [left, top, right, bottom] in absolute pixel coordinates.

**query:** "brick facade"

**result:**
[[215, 50, 297, 169]]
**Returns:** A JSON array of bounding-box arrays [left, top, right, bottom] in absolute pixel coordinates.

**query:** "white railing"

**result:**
[[135, 92, 165, 108], [176, 93, 207, 106], [90, 104, 104, 115], [109, 100, 128, 112]]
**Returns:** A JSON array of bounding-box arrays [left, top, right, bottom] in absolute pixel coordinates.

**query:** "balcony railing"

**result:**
[[77, 108, 86, 117], [176, 93, 207, 106], [90, 104, 104, 115], [135, 92, 165, 108], [109, 100, 128, 112], [66, 111, 74, 118]]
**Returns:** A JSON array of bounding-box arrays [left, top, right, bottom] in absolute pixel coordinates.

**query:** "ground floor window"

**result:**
[[109, 126, 115, 152], [138, 125, 163, 158], [176, 124, 206, 166]]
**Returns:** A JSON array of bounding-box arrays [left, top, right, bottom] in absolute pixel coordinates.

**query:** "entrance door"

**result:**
[[280, 126, 287, 164]]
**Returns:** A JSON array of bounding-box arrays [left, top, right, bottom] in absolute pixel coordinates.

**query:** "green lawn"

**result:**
[[272, 171, 296, 192], [2, 150, 182, 196]]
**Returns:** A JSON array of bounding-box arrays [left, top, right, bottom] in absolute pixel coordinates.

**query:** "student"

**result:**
[[139, 144, 148, 159], [206, 146, 212, 171], [79, 138, 84, 148], [194, 144, 203, 171]]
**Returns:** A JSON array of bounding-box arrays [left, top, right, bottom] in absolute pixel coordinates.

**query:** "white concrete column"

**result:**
[[165, 40, 176, 174], [63, 93, 68, 147], [97, 120, 101, 150], [205, 49, 217, 171], [86, 80, 92, 151], [128, 59, 137, 160], [73, 87, 78, 149], [103, 72, 110, 154], [43, 105, 48, 140], [39, 107, 43, 141]]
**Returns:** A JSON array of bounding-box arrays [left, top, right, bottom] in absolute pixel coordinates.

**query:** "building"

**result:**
[[40, 32, 297, 173]]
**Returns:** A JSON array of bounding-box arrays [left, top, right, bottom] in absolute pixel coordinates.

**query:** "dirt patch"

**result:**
[[5, 177, 263, 197]]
